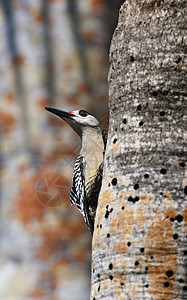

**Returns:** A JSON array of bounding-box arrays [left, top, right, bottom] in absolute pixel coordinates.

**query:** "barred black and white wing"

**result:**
[[70, 155, 94, 235]]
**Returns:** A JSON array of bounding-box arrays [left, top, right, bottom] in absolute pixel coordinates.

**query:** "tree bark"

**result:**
[[91, 0, 187, 299]]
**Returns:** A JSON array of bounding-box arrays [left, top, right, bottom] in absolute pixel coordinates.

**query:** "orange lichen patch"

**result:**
[[0, 111, 17, 132], [6, 92, 17, 102], [164, 206, 178, 219], [140, 193, 153, 203], [145, 209, 178, 299], [164, 191, 172, 201], [113, 240, 128, 253], [118, 191, 126, 205], [112, 142, 120, 155], [183, 207, 187, 228], [110, 207, 134, 235], [128, 189, 134, 197], [113, 274, 126, 296]]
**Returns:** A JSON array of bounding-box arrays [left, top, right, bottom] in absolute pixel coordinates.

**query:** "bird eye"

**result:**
[[79, 110, 88, 117]]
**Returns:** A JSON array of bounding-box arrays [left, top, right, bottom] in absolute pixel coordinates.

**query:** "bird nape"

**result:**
[[45, 107, 107, 236]]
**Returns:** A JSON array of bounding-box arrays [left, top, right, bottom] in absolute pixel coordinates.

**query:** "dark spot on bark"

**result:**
[[164, 282, 170, 288], [97, 274, 100, 278], [137, 104, 142, 111], [144, 173, 149, 178], [111, 178, 117, 186], [183, 250, 187, 255], [113, 138, 117, 144], [135, 261, 139, 266], [109, 263, 113, 270], [165, 216, 169, 219], [122, 118, 127, 124], [134, 196, 139, 202], [183, 286, 187, 291], [134, 183, 139, 190], [121, 282, 124, 287], [173, 233, 178, 240], [112, 65, 114, 70], [170, 217, 175, 222], [108, 183, 110, 187], [98, 286, 100, 292], [140, 248, 145, 253], [115, 127, 117, 131], [128, 196, 133, 202], [139, 121, 144, 126], [119, 96, 121, 100], [160, 168, 167, 174], [127, 242, 131, 247], [179, 279, 184, 283], [93, 268, 95, 273], [184, 186, 187, 195], [176, 57, 182, 64], [128, 196, 139, 203], [166, 270, 173, 277], [97, 224, 99, 228], [109, 275, 113, 280], [130, 55, 135, 62], [105, 211, 109, 218], [100, 224, 102, 228], [107, 233, 110, 238], [145, 266, 149, 271], [151, 256, 154, 259], [160, 111, 165, 116], [145, 284, 149, 288], [175, 214, 183, 223], [106, 205, 108, 209], [121, 127, 124, 131], [110, 208, 113, 213], [121, 206, 125, 210], [93, 298, 96, 300], [153, 91, 158, 96], [179, 162, 185, 167]]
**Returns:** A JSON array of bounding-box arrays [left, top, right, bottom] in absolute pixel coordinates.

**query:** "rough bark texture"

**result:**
[[91, 0, 187, 299]]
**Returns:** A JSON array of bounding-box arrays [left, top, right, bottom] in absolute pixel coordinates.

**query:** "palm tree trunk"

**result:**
[[91, 0, 187, 299]]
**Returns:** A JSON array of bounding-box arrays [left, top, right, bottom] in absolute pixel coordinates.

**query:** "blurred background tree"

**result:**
[[0, 1, 123, 299]]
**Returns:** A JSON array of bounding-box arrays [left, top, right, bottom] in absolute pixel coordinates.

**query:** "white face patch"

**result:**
[[71, 110, 100, 127]]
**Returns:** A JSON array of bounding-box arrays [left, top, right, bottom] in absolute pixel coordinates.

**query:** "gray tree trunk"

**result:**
[[91, 0, 187, 299]]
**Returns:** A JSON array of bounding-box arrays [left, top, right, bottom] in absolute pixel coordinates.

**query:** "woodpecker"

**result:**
[[45, 107, 106, 235]]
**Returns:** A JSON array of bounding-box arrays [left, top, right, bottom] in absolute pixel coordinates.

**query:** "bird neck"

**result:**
[[80, 127, 104, 154]]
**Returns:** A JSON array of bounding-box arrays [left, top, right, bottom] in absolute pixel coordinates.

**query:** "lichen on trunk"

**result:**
[[91, 0, 187, 299]]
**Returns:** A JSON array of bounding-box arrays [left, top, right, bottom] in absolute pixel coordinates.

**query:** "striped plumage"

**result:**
[[45, 107, 106, 236]]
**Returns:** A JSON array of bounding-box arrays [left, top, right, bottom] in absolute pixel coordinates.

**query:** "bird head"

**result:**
[[45, 107, 101, 138]]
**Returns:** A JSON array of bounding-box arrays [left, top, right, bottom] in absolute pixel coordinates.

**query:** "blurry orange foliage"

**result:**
[[84, 30, 96, 41], [12, 54, 26, 65], [38, 98, 48, 109], [0, 111, 17, 132], [77, 83, 88, 94], [91, 0, 102, 9], [6, 92, 17, 102]]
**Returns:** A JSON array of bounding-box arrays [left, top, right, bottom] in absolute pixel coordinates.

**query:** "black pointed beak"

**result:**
[[45, 107, 75, 120]]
